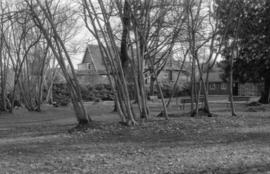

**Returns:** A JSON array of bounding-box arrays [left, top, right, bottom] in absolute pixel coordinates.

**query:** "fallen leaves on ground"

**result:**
[[1, 104, 270, 173]]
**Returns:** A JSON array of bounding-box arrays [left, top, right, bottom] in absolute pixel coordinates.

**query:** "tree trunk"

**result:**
[[46, 82, 53, 104], [0, 61, 7, 111], [36, 46, 48, 112], [193, 80, 201, 117], [71, 94, 91, 124], [149, 75, 155, 96], [152, 68, 168, 119], [228, 60, 237, 116], [82, 0, 138, 125], [113, 101, 118, 112], [190, 55, 195, 112], [28, 0, 92, 124], [259, 77, 270, 104], [194, 53, 212, 117]]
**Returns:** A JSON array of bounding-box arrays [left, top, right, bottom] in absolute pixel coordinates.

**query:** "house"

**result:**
[[203, 70, 229, 95], [204, 69, 261, 96], [77, 45, 110, 86], [77, 45, 190, 87]]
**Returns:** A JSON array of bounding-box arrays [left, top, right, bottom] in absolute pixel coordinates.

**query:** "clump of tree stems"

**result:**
[[0, 0, 241, 125], [81, 0, 188, 124]]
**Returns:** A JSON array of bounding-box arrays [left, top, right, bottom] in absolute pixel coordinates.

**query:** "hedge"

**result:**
[[52, 83, 189, 105]]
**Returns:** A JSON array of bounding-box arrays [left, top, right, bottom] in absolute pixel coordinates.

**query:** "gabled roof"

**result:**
[[79, 44, 106, 72], [80, 44, 192, 75]]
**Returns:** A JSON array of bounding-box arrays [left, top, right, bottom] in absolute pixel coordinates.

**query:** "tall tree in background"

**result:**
[[215, 0, 242, 116], [216, 0, 270, 104]]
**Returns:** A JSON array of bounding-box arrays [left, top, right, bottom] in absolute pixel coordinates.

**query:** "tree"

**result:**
[[216, 0, 270, 104], [0, 2, 44, 112], [82, 0, 137, 125], [184, 0, 215, 117], [214, 0, 242, 116], [81, 0, 186, 123], [0, 1, 10, 112], [25, 0, 91, 125]]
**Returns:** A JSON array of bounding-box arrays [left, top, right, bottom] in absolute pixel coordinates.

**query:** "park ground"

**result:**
[[1, 96, 270, 173]]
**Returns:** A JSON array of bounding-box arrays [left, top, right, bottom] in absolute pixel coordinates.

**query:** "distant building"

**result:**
[[204, 69, 261, 96], [77, 45, 190, 87], [77, 45, 110, 86], [203, 70, 229, 95]]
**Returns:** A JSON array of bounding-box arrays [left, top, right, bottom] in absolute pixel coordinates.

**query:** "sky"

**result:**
[[68, 24, 90, 68]]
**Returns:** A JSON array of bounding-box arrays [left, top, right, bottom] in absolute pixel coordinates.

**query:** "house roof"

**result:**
[[79, 44, 192, 76], [80, 44, 107, 73]]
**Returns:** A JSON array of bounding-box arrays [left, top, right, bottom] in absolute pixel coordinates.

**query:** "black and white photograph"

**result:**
[[0, 0, 270, 173]]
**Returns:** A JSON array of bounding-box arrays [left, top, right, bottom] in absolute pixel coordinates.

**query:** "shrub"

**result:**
[[95, 84, 105, 91], [52, 84, 70, 106], [80, 84, 114, 101]]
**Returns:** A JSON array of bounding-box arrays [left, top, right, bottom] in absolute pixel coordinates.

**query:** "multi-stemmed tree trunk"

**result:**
[[82, 0, 193, 123], [82, 0, 137, 125], [36, 47, 48, 111], [82, 0, 182, 123], [148, 57, 168, 119], [195, 54, 212, 116], [45, 56, 58, 104], [3, 3, 52, 112], [25, 0, 91, 124], [186, 0, 213, 117], [3, 11, 42, 113]]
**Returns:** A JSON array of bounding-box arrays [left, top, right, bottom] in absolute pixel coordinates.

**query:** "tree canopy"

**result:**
[[216, 0, 270, 103]]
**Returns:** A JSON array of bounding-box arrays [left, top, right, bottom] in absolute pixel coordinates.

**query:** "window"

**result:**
[[88, 63, 91, 69], [216, 83, 221, 89], [221, 83, 227, 90], [209, 83, 215, 90]]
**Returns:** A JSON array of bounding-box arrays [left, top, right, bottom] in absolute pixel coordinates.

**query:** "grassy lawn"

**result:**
[[0, 100, 270, 173]]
